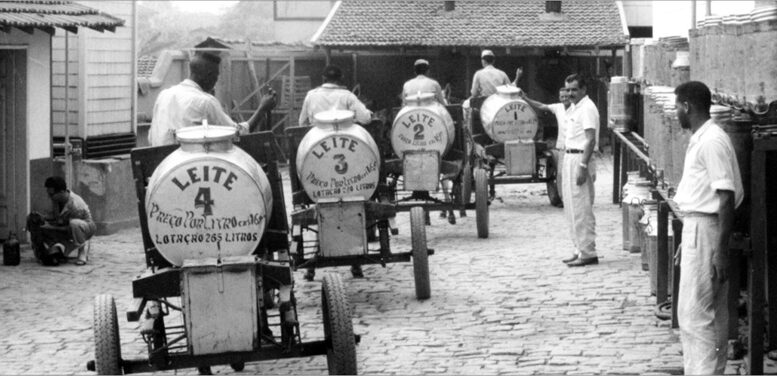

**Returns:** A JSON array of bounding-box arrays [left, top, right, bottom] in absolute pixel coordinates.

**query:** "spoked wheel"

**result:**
[[546, 152, 563, 207], [409, 206, 431, 300], [322, 273, 357, 375], [474, 168, 489, 238], [93, 294, 122, 375]]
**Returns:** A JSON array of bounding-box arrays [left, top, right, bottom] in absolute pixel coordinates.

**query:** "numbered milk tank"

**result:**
[[296, 110, 381, 202], [145, 125, 273, 266], [480, 85, 538, 143], [391, 92, 455, 158]]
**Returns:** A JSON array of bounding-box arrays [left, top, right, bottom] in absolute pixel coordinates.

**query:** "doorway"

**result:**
[[0, 49, 28, 240]]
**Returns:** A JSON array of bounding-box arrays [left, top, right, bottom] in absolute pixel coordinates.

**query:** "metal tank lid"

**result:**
[[404, 92, 436, 104], [611, 76, 628, 83], [313, 109, 355, 126], [496, 85, 522, 96], [175, 124, 237, 144]]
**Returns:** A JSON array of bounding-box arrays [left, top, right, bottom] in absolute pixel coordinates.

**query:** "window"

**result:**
[[546, 1, 562, 13]]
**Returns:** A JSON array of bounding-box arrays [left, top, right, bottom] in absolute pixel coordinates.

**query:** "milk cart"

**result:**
[[379, 93, 476, 229], [87, 128, 357, 374], [286, 110, 432, 300], [467, 86, 561, 238]]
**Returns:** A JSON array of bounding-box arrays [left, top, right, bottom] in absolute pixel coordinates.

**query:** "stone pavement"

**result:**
[[1, 153, 774, 375]]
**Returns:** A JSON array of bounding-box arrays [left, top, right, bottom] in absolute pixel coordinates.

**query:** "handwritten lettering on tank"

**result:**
[[300, 135, 380, 200], [392, 109, 448, 157], [146, 159, 265, 265], [491, 101, 538, 142]]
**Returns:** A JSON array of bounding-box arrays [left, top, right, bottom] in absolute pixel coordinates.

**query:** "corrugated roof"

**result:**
[[313, 0, 628, 48], [0, 1, 124, 33]]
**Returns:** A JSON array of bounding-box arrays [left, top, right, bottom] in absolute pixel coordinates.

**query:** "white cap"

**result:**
[[481, 49, 494, 58], [414, 59, 429, 66]]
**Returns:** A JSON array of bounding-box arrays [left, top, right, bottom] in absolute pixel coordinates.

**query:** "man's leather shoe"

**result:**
[[562, 254, 579, 264], [567, 257, 599, 267]]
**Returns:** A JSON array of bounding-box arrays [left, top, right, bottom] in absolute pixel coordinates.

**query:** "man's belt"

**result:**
[[565, 149, 584, 154]]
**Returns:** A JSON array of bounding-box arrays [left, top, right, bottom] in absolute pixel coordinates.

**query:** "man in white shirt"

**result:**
[[299, 65, 372, 127], [672, 81, 743, 375], [470, 50, 511, 98], [149, 53, 276, 146], [560, 74, 600, 267], [402, 59, 447, 105], [521, 87, 571, 207]]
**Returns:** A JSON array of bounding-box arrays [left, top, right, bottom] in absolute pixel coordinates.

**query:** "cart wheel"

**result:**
[[474, 168, 489, 238], [546, 153, 563, 207], [93, 294, 122, 375], [410, 206, 431, 300], [460, 163, 473, 206], [322, 273, 357, 375], [230, 362, 245, 371]]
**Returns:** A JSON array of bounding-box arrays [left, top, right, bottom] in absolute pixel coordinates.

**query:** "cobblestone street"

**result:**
[[0, 154, 772, 375]]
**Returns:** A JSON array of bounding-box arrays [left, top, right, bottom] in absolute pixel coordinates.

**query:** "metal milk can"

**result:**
[[391, 92, 455, 158], [145, 125, 273, 266], [479, 85, 538, 143], [296, 110, 381, 202]]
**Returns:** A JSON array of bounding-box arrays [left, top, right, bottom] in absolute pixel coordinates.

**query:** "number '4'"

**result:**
[[194, 187, 214, 216]]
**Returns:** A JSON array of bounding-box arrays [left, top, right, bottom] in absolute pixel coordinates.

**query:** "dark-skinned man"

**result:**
[[673, 81, 743, 375], [149, 52, 276, 146]]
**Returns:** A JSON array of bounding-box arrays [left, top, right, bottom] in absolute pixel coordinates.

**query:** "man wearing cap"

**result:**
[[299, 65, 372, 127], [402, 59, 447, 105], [470, 50, 511, 98], [149, 52, 277, 146]]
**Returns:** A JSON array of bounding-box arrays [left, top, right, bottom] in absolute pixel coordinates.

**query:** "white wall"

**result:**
[[652, 1, 756, 38], [0, 29, 52, 160], [622, 1, 653, 27]]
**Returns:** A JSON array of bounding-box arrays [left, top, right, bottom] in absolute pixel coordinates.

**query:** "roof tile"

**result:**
[[315, 0, 627, 48], [0, 0, 124, 30]]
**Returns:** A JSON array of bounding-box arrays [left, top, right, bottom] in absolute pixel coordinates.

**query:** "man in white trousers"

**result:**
[[673, 81, 743, 375], [560, 74, 600, 267]]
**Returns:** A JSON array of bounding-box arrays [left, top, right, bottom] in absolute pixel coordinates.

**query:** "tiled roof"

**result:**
[[313, 0, 628, 48], [0, 1, 124, 33], [137, 55, 157, 78]]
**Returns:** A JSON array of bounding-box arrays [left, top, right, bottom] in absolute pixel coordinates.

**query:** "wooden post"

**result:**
[[612, 132, 621, 204], [611, 47, 617, 76], [748, 147, 766, 375], [289, 56, 296, 122], [671, 217, 682, 329], [352, 53, 358, 87], [657, 201, 669, 304], [325, 48, 331, 66]]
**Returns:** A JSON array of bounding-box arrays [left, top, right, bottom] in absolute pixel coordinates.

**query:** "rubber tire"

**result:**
[[474, 168, 489, 238], [460, 164, 473, 206], [230, 362, 246, 371], [94, 294, 122, 375], [410, 206, 431, 300], [322, 273, 357, 375], [546, 153, 563, 207]]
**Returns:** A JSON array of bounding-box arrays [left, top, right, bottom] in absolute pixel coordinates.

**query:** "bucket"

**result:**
[[621, 171, 642, 251], [2, 232, 20, 266], [627, 182, 653, 254]]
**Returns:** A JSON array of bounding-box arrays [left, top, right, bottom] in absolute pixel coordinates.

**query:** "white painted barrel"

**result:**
[[296, 110, 381, 202], [145, 125, 273, 266], [479, 85, 538, 143], [391, 92, 455, 158]]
